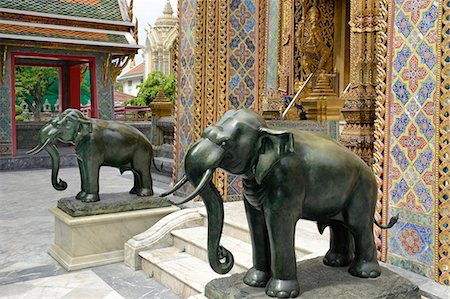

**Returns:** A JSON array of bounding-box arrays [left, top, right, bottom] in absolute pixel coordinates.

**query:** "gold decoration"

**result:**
[[109, 54, 132, 87], [277, 0, 294, 94], [258, 0, 268, 113], [1, 46, 7, 85], [295, 0, 334, 81], [302, 72, 343, 120], [128, 0, 134, 20], [437, 0, 450, 285], [373, 0, 389, 262], [340, 0, 378, 165], [172, 0, 182, 185]]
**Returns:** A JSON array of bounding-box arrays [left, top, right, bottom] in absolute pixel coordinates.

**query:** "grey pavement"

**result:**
[[0, 166, 181, 298]]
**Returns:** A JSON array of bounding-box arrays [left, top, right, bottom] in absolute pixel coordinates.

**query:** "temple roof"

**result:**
[[0, 0, 139, 54], [0, 0, 130, 23], [117, 62, 144, 80]]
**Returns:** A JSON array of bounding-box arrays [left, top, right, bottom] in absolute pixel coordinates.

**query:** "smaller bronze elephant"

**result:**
[[28, 109, 155, 202]]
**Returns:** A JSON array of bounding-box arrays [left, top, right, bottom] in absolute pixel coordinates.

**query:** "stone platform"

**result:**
[[49, 193, 179, 271], [205, 257, 420, 299]]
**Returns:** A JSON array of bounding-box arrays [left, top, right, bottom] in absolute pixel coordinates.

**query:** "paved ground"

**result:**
[[0, 166, 181, 299]]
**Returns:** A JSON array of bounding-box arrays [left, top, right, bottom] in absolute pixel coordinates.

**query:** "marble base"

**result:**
[[205, 257, 420, 299], [49, 205, 179, 271]]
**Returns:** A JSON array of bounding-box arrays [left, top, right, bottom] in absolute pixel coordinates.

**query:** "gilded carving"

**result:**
[[437, 0, 450, 285], [373, 0, 388, 261], [295, 0, 334, 80], [277, 0, 293, 94]]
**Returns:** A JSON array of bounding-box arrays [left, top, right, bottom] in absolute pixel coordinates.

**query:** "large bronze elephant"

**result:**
[[28, 109, 154, 202], [162, 109, 397, 298]]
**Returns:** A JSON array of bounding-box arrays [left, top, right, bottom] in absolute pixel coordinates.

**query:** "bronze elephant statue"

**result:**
[[28, 109, 155, 202], [162, 109, 397, 298]]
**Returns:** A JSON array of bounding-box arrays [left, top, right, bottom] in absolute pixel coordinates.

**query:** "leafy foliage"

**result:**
[[126, 71, 176, 106], [15, 66, 58, 121]]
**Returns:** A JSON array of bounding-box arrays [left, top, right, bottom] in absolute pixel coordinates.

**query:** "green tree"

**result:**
[[126, 71, 176, 106], [15, 66, 58, 121]]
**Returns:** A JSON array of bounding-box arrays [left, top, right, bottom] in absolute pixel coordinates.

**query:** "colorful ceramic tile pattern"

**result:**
[[226, 0, 259, 197], [385, 0, 438, 279], [176, 0, 196, 180], [228, 0, 258, 110]]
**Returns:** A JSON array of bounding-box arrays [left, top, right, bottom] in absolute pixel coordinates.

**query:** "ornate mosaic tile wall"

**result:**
[[175, 0, 196, 182], [385, 0, 439, 278], [227, 0, 260, 198], [266, 0, 279, 92]]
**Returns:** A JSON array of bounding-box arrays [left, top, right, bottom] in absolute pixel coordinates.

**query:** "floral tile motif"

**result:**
[[417, 41, 436, 70], [402, 0, 432, 24], [386, 0, 438, 278], [393, 45, 412, 72], [398, 124, 426, 161], [400, 56, 427, 93], [395, 9, 414, 37]]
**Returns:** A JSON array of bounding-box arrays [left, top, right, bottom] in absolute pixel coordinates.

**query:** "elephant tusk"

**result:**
[[27, 138, 51, 155], [171, 169, 214, 205], [160, 174, 188, 197]]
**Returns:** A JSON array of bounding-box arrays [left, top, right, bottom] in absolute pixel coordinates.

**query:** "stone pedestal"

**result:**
[[48, 194, 179, 271], [205, 257, 419, 299]]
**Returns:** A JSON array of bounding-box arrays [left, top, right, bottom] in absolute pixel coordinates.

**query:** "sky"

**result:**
[[129, 0, 178, 65]]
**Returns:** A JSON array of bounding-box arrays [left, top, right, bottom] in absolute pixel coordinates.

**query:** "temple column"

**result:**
[[340, 0, 378, 165]]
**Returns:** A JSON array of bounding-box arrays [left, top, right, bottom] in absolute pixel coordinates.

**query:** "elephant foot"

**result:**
[[135, 188, 153, 197], [76, 191, 86, 200], [348, 260, 381, 278], [81, 193, 100, 203], [265, 278, 299, 298], [243, 267, 271, 287], [323, 250, 353, 267]]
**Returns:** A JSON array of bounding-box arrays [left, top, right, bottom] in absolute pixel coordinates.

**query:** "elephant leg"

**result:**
[[76, 158, 86, 200], [264, 208, 299, 298], [82, 162, 100, 202], [347, 183, 380, 278], [133, 159, 153, 196], [243, 200, 271, 288], [348, 225, 380, 278], [323, 224, 354, 267], [129, 170, 140, 195]]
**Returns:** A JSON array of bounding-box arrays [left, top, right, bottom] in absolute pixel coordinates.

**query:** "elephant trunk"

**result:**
[[28, 123, 67, 191], [46, 143, 67, 191], [181, 139, 234, 274]]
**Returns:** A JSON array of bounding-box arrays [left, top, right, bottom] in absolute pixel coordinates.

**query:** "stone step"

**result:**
[[140, 247, 226, 298], [201, 202, 330, 257], [171, 226, 252, 274]]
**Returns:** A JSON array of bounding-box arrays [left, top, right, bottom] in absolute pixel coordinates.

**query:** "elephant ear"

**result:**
[[254, 127, 294, 184], [74, 120, 93, 144]]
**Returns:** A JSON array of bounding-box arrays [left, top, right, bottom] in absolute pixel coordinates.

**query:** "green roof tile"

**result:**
[[0, 0, 126, 22]]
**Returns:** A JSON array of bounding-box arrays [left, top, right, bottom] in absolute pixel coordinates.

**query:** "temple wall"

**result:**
[[384, 0, 439, 279]]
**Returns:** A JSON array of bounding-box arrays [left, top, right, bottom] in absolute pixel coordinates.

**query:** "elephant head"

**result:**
[[27, 109, 92, 191], [162, 109, 294, 274]]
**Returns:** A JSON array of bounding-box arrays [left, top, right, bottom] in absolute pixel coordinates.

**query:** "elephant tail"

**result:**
[[374, 214, 399, 229]]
